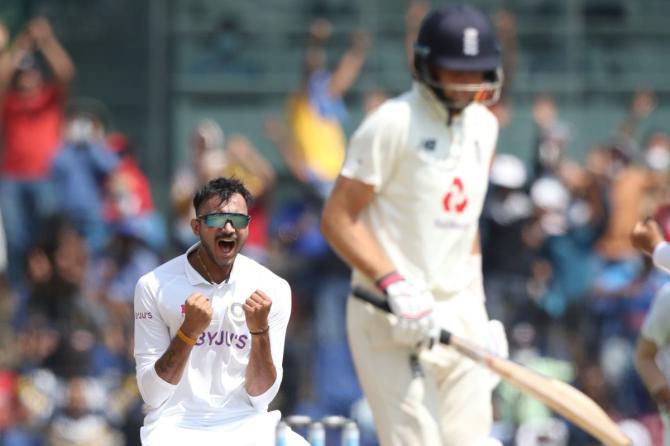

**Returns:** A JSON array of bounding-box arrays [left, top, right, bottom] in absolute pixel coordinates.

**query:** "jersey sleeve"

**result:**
[[653, 242, 670, 274], [247, 277, 292, 410], [340, 100, 409, 192], [133, 275, 178, 408], [641, 283, 670, 347]]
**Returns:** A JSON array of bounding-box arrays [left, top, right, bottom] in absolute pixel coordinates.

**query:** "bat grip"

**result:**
[[351, 286, 452, 345]]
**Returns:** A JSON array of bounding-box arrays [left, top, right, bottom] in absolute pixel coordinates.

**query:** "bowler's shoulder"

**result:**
[[236, 254, 290, 293], [136, 255, 185, 292]]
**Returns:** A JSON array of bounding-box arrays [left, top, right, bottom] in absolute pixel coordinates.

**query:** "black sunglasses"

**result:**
[[197, 212, 251, 229]]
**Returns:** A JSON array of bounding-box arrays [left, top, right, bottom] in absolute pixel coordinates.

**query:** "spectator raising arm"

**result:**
[[0, 22, 12, 98], [327, 31, 370, 98], [26, 18, 75, 89]]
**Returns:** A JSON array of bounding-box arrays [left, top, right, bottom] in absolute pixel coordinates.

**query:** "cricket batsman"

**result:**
[[321, 4, 507, 445]]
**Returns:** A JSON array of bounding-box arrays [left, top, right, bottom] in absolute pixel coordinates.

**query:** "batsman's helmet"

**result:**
[[414, 4, 502, 108]]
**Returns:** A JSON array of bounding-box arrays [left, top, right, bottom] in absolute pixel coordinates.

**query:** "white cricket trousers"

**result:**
[[140, 410, 309, 446], [347, 280, 493, 446]]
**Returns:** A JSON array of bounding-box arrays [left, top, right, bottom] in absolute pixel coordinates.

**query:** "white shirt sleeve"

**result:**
[[641, 283, 670, 347], [653, 241, 670, 274], [340, 101, 409, 191], [246, 278, 292, 410], [134, 276, 178, 409]]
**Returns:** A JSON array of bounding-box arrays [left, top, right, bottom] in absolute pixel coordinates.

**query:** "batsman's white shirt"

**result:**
[[134, 243, 292, 445], [341, 82, 498, 298]]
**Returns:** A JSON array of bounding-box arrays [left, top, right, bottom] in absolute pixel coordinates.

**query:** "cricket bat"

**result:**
[[352, 287, 631, 446]]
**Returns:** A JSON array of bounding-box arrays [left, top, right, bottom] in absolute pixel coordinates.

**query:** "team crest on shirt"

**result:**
[[415, 136, 463, 169], [421, 138, 437, 151], [227, 302, 246, 323], [443, 177, 468, 214]]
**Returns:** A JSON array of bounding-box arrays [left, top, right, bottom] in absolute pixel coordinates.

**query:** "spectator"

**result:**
[[283, 18, 369, 199], [87, 222, 160, 327], [530, 95, 570, 181], [45, 376, 123, 446], [0, 370, 42, 446], [170, 119, 227, 250], [481, 153, 535, 326], [24, 216, 102, 335], [0, 17, 75, 286], [103, 132, 167, 254], [50, 103, 119, 253]]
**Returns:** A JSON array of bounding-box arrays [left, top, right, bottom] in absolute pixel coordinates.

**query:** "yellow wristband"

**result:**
[[176, 328, 197, 346]]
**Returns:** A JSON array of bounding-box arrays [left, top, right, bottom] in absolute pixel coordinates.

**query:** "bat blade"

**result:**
[[351, 287, 631, 446], [486, 355, 630, 446]]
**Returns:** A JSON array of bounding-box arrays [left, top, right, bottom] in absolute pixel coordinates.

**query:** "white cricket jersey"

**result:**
[[341, 82, 498, 298], [654, 242, 670, 274], [641, 283, 670, 385], [133, 243, 291, 442]]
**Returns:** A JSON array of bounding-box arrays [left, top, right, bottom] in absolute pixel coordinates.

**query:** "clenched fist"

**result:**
[[631, 218, 664, 256], [653, 385, 670, 409], [180, 293, 213, 338], [27, 17, 54, 45], [243, 290, 272, 333]]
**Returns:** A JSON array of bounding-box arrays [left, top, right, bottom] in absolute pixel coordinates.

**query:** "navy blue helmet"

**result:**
[[414, 4, 503, 108]]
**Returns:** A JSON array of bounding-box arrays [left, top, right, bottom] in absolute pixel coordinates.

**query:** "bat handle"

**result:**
[[351, 286, 452, 345]]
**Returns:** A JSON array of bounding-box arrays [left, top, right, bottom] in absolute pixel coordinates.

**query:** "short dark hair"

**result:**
[[192, 177, 253, 215]]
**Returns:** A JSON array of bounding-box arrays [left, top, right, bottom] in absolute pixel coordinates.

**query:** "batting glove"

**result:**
[[377, 272, 437, 348]]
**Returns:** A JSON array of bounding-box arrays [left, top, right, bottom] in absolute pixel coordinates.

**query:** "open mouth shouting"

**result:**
[[216, 236, 237, 258]]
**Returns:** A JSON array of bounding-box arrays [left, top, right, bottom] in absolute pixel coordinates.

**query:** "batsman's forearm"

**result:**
[[636, 352, 669, 397], [321, 215, 395, 282], [154, 335, 193, 385], [245, 333, 277, 396]]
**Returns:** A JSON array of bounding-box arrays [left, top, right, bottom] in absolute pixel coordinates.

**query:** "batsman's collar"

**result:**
[[414, 82, 451, 122], [183, 242, 238, 287]]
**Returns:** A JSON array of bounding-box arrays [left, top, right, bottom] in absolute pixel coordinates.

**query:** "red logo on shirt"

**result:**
[[181, 304, 186, 315], [443, 177, 468, 213]]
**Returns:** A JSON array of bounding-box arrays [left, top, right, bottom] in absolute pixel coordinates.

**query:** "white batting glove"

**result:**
[[377, 272, 437, 348]]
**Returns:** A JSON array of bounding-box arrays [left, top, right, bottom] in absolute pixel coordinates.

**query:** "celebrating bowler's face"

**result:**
[[192, 193, 249, 269]]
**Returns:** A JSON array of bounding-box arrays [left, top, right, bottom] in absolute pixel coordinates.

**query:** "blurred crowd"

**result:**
[[0, 4, 668, 446]]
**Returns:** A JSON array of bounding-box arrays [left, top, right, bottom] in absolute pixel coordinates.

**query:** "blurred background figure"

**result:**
[[481, 153, 534, 327], [45, 376, 123, 446], [281, 18, 369, 200], [103, 132, 167, 255], [50, 100, 118, 254], [514, 417, 569, 446], [0, 17, 74, 288], [170, 119, 227, 251], [530, 95, 570, 181]]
